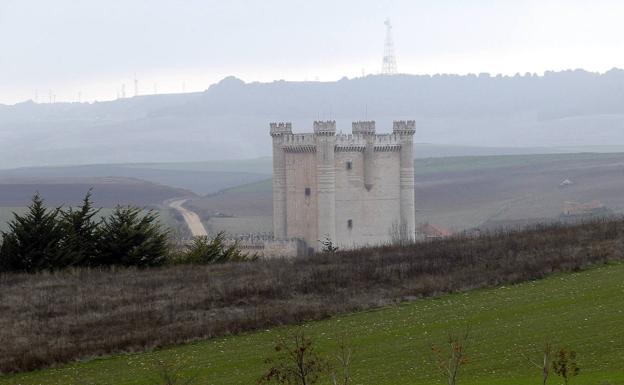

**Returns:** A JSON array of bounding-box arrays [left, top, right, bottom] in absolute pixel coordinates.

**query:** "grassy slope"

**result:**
[[5, 262, 624, 385]]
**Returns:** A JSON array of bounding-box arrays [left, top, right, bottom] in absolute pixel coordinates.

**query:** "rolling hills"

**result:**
[[5, 70, 624, 169]]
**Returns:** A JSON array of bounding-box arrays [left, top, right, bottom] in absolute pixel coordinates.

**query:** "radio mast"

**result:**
[[381, 18, 398, 75]]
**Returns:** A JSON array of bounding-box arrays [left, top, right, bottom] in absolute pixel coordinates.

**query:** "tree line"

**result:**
[[0, 192, 250, 273]]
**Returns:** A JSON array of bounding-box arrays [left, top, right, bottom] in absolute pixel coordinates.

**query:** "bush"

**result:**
[[258, 330, 330, 385], [175, 232, 251, 264], [552, 348, 580, 385], [94, 206, 169, 267]]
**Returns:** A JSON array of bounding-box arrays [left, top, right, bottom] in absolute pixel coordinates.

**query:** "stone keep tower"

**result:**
[[270, 120, 415, 252]]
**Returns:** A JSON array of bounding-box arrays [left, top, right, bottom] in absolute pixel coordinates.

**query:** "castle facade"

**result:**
[[270, 120, 416, 253]]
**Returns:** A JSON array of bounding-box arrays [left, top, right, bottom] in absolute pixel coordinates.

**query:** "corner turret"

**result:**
[[392, 120, 416, 136], [270, 122, 293, 137]]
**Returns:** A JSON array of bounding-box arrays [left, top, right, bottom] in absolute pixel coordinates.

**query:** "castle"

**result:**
[[270, 120, 416, 253]]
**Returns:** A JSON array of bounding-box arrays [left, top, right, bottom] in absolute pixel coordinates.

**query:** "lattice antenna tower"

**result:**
[[381, 18, 398, 75]]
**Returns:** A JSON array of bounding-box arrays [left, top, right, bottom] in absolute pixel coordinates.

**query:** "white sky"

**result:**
[[1, 0, 624, 104]]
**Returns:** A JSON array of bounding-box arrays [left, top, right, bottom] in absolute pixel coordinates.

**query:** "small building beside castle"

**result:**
[[270, 120, 416, 253]]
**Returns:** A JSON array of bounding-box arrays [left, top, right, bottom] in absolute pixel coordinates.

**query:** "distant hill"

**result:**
[[3, 70, 624, 168], [0, 177, 193, 207], [0, 162, 270, 195]]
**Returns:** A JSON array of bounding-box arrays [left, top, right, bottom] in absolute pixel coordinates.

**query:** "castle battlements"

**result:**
[[283, 133, 316, 144], [283, 133, 316, 153], [372, 134, 402, 151], [335, 134, 367, 152], [271, 121, 412, 151]]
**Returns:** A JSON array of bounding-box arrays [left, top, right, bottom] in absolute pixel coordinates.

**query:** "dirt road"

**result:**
[[169, 199, 208, 237]]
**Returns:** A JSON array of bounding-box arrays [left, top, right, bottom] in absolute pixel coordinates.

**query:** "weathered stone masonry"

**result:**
[[270, 120, 416, 253]]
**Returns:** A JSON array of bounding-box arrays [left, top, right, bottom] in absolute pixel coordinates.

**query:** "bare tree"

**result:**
[[258, 330, 329, 385], [331, 335, 353, 385], [552, 348, 580, 385], [151, 359, 197, 385], [521, 342, 552, 385], [430, 329, 470, 385]]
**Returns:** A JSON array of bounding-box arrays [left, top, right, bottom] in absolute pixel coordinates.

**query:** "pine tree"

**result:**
[[59, 190, 101, 267], [95, 206, 169, 267], [0, 193, 64, 272]]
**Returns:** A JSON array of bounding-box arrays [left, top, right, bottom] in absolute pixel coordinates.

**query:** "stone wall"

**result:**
[[285, 151, 318, 251], [227, 236, 305, 258], [334, 150, 401, 249]]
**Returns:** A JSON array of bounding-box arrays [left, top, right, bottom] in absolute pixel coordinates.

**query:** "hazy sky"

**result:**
[[2, 0, 624, 104]]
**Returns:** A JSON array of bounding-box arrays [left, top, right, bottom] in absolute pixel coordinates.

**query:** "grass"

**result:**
[[3, 262, 624, 385]]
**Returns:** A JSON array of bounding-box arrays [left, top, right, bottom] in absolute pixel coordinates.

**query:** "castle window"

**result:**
[[347, 219, 353, 229], [346, 160, 352, 170], [305, 187, 311, 196]]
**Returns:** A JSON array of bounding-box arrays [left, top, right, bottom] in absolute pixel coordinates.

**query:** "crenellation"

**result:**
[[335, 134, 367, 152], [283, 133, 316, 153], [283, 133, 315, 144]]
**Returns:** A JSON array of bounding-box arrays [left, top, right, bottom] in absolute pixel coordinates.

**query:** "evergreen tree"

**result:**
[[59, 190, 101, 267], [95, 206, 169, 267], [0, 193, 64, 272]]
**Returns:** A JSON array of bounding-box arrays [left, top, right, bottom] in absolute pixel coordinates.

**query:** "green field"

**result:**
[[4, 262, 624, 385], [221, 178, 272, 193], [413, 152, 624, 175]]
